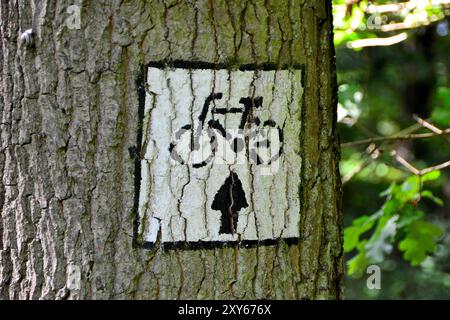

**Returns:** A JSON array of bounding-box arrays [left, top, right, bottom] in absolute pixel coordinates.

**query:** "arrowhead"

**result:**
[[211, 172, 248, 235]]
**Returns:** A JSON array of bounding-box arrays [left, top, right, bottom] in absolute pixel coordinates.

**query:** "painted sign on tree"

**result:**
[[137, 64, 302, 248]]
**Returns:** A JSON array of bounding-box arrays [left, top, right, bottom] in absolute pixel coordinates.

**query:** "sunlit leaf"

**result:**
[[398, 175, 421, 201], [344, 214, 377, 252], [421, 190, 444, 206], [380, 182, 396, 197], [398, 221, 444, 266], [347, 241, 370, 277], [365, 215, 398, 263], [382, 198, 400, 215], [431, 87, 450, 126], [421, 170, 441, 183], [396, 204, 424, 229]]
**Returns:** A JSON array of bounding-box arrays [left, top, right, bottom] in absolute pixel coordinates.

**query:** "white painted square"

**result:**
[[138, 66, 303, 247]]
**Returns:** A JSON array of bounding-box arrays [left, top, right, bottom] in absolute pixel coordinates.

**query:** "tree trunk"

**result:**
[[0, 0, 342, 300]]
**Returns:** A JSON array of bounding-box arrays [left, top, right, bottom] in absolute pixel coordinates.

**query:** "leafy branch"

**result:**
[[342, 115, 448, 277], [345, 171, 444, 277], [333, 0, 450, 48], [341, 128, 450, 148]]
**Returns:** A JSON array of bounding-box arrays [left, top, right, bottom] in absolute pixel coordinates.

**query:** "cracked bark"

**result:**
[[0, 0, 343, 299]]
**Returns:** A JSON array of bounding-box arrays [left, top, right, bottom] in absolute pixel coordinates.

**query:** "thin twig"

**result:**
[[342, 144, 381, 185], [341, 129, 450, 148], [413, 115, 450, 146], [347, 32, 408, 49], [413, 115, 442, 134], [420, 160, 450, 175], [341, 122, 424, 184], [380, 16, 445, 32], [396, 122, 424, 135], [391, 150, 420, 175], [391, 150, 450, 176], [341, 120, 450, 183], [365, 1, 450, 14]]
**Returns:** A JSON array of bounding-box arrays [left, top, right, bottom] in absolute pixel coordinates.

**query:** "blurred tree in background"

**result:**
[[333, 0, 450, 299]]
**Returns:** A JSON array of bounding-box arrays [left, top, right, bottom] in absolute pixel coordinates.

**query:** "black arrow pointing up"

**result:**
[[212, 171, 248, 235]]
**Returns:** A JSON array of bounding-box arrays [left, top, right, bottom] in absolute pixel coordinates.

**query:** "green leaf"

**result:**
[[380, 182, 396, 197], [421, 190, 444, 206], [344, 226, 361, 253], [397, 175, 421, 202], [398, 220, 443, 266], [397, 204, 424, 229], [343, 214, 376, 252], [401, 175, 420, 194], [421, 170, 441, 183], [347, 241, 370, 277], [349, 5, 365, 30], [382, 198, 400, 215], [365, 215, 398, 263], [431, 87, 450, 126], [334, 30, 348, 46]]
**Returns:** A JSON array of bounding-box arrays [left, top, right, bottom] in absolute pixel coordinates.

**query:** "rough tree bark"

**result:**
[[0, 0, 342, 299]]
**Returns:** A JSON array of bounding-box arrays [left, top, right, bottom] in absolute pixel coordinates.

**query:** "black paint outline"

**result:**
[[134, 61, 303, 250], [147, 60, 304, 71], [142, 238, 299, 251], [133, 66, 147, 248]]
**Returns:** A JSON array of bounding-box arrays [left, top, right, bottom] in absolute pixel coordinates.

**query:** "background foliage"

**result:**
[[333, 0, 450, 299]]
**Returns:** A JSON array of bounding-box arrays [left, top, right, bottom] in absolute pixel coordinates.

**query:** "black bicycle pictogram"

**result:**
[[168, 92, 283, 168]]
